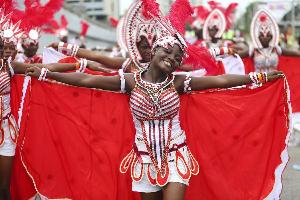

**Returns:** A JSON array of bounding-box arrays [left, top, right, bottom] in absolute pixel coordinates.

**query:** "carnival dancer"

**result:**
[[0, 6, 100, 198], [235, 8, 300, 73], [15, 29, 42, 64], [25, 4, 283, 200]]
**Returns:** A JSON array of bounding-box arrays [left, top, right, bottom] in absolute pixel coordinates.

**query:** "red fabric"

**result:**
[[277, 56, 300, 112], [10, 77, 289, 200], [242, 56, 300, 112]]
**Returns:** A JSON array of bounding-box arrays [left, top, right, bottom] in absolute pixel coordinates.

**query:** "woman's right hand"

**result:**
[[48, 42, 59, 50], [267, 71, 284, 82], [26, 66, 42, 78]]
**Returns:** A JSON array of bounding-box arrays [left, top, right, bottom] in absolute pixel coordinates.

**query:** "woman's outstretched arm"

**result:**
[[26, 66, 124, 91], [48, 42, 126, 69], [12, 62, 80, 74], [175, 71, 283, 92]]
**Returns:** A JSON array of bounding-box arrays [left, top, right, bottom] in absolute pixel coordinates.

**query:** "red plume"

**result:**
[[20, 0, 63, 32], [24, 0, 40, 8], [208, 1, 224, 12], [108, 16, 119, 28], [141, 0, 160, 19], [61, 15, 68, 29], [184, 45, 218, 73], [0, 0, 18, 14], [166, 0, 193, 34], [224, 3, 238, 29], [80, 20, 89, 37]]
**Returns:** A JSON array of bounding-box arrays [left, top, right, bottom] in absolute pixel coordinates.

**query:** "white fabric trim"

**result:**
[[18, 76, 31, 128], [264, 77, 292, 199]]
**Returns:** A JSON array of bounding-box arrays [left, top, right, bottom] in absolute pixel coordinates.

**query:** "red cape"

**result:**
[[243, 56, 300, 112], [10, 77, 290, 200]]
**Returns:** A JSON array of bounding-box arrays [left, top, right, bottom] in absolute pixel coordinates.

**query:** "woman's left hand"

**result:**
[[267, 71, 284, 82], [25, 66, 42, 78], [228, 47, 239, 57]]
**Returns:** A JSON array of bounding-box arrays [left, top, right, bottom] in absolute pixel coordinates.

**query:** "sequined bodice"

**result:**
[[253, 48, 279, 72], [129, 72, 180, 121]]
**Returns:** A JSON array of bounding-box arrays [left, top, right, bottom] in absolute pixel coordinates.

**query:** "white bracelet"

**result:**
[[118, 69, 126, 93], [58, 42, 65, 53], [72, 45, 79, 57], [7, 57, 14, 77], [223, 47, 229, 55], [183, 73, 192, 93], [77, 58, 87, 73], [263, 72, 268, 83], [38, 68, 49, 81]]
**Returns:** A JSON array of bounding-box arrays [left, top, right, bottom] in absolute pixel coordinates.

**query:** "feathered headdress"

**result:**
[[250, 8, 279, 49], [125, 0, 160, 62], [20, 0, 64, 46], [0, 1, 24, 45], [190, 1, 237, 37], [139, 0, 217, 72], [45, 14, 69, 39]]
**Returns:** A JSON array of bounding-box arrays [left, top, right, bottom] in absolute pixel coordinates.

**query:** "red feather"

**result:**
[[60, 15, 68, 29], [80, 20, 89, 36], [208, 1, 224, 12], [141, 0, 160, 19], [184, 44, 218, 73], [225, 3, 238, 29], [21, 0, 63, 32], [108, 16, 119, 28], [167, 0, 193, 34]]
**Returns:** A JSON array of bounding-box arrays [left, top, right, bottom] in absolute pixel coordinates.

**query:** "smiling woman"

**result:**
[[25, 1, 284, 199]]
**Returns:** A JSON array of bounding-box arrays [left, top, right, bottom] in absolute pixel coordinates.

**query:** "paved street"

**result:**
[[281, 146, 300, 200]]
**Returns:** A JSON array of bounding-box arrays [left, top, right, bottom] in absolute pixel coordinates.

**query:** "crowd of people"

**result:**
[[0, 0, 297, 200]]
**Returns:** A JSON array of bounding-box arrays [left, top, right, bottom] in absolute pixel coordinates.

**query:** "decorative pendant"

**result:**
[[147, 164, 157, 185], [188, 150, 200, 175], [156, 163, 170, 187], [175, 150, 191, 180], [8, 117, 18, 144], [120, 149, 135, 173], [131, 155, 144, 182]]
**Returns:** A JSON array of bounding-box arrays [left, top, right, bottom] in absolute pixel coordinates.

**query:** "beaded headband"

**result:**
[[250, 8, 279, 49], [152, 35, 186, 54], [202, 9, 226, 40]]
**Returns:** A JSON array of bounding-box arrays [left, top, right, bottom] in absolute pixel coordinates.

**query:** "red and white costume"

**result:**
[[0, 8, 22, 156], [120, 69, 199, 191], [249, 8, 281, 73]]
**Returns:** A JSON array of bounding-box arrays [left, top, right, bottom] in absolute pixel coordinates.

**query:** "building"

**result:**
[[65, 0, 120, 20]]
